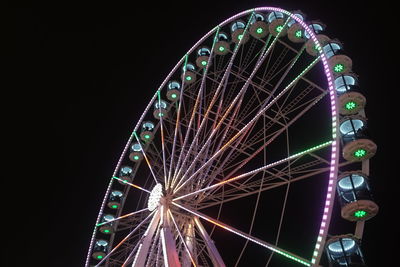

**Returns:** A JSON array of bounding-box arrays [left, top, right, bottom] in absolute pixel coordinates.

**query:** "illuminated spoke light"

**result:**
[[112, 176, 151, 193], [173, 203, 311, 266], [295, 29, 302, 38], [148, 184, 163, 211]]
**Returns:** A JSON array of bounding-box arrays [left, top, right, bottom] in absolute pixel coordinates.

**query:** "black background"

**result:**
[[9, 0, 395, 266]]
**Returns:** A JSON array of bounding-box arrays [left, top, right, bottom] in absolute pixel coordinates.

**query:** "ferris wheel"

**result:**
[[85, 6, 378, 267]]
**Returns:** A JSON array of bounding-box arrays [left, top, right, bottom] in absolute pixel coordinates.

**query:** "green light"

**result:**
[[133, 155, 140, 160], [276, 25, 283, 33], [103, 229, 110, 233], [185, 76, 192, 81], [97, 255, 103, 259], [334, 63, 345, 73], [354, 149, 367, 158], [218, 46, 225, 52], [256, 27, 263, 34], [158, 112, 164, 117], [345, 101, 357, 110], [144, 134, 151, 139], [237, 34, 243, 40], [295, 30, 302, 38], [201, 60, 207, 66], [354, 210, 367, 218], [111, 204, 118, 209]]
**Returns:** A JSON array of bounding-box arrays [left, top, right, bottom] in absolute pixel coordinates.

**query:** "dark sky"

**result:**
[[11, 0, 395, 266]]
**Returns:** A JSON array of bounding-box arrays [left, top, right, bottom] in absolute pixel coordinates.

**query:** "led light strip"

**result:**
[[173, 202, 311, 266]]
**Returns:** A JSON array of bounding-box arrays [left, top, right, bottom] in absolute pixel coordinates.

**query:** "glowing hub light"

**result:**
[[354, 149, 366, 158], [148, 183, 163, 211], [354, 210, 367, 218], [158, 112, 164, 117], [144, 134, 151, 139], [103, 229, 110, 233], [111, 204, 118, 209], [218, 46, 225, 52], [133, 155, 140, 160], [201, 60, 207, 66], [334, 63, 345, 73], [276, 25, 283, 33], [345, 101, 357, 110], [237, 34, 243, 40], [97, 255, 103, 260], [295, 29, 302, 38], [256, 27, 263, 34], [185, 76, 192, 81]]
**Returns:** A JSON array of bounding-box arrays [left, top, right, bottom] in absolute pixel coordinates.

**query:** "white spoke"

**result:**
[[96, 208, 149, 227], [133, 132, 159, 184], [173, 203, 311, 266], [173, 140, 332, 201], [173, 49, 319, 195], [157, 90, 168, 186], [172, 13, 256, 189], [168, 210, 198, 267]]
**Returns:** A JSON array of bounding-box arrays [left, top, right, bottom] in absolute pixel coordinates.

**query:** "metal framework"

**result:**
[[84, 7, 372, 267]]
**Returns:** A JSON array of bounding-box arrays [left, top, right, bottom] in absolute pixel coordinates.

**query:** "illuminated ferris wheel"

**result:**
[[85, 6, 378, 267]]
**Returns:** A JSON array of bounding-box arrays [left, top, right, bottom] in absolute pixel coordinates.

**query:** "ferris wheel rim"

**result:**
[[85, 6, 345, 267]]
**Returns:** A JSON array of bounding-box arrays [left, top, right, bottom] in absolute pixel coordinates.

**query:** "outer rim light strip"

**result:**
[[173, 202, 311, 266], [87, 7, 340, 266]]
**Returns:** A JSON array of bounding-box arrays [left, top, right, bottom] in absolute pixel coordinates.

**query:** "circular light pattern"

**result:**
[[148, 183, 163, 211], [237, 34, 243, 40], [328, 238, 356, 253], [354, 149, 367, 158], [218, 46, 225, 52], [295, 29, 302, 38], [338, 174, 365, 190], [354, 210, 367, 218], [185, 76, 192, 81], [256, 27, 263, 34], [276, 25, 283, 32], [201, 60, 207, 66], [144, 134, 151, 139], [345, 101, 357, 110], [334, 63, 345, 73]]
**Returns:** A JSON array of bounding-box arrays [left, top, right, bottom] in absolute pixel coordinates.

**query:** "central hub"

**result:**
[[147, 183, 163, 211]]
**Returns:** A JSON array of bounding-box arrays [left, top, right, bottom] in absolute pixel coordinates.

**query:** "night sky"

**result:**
[[10, 1, 395, 266]]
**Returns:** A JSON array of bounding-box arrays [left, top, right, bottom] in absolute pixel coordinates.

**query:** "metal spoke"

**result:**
[[173, 140, 332, 202], [96, 208, 149, 227], [112, 176, 151, 193], [173, 202, 311, 266]]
